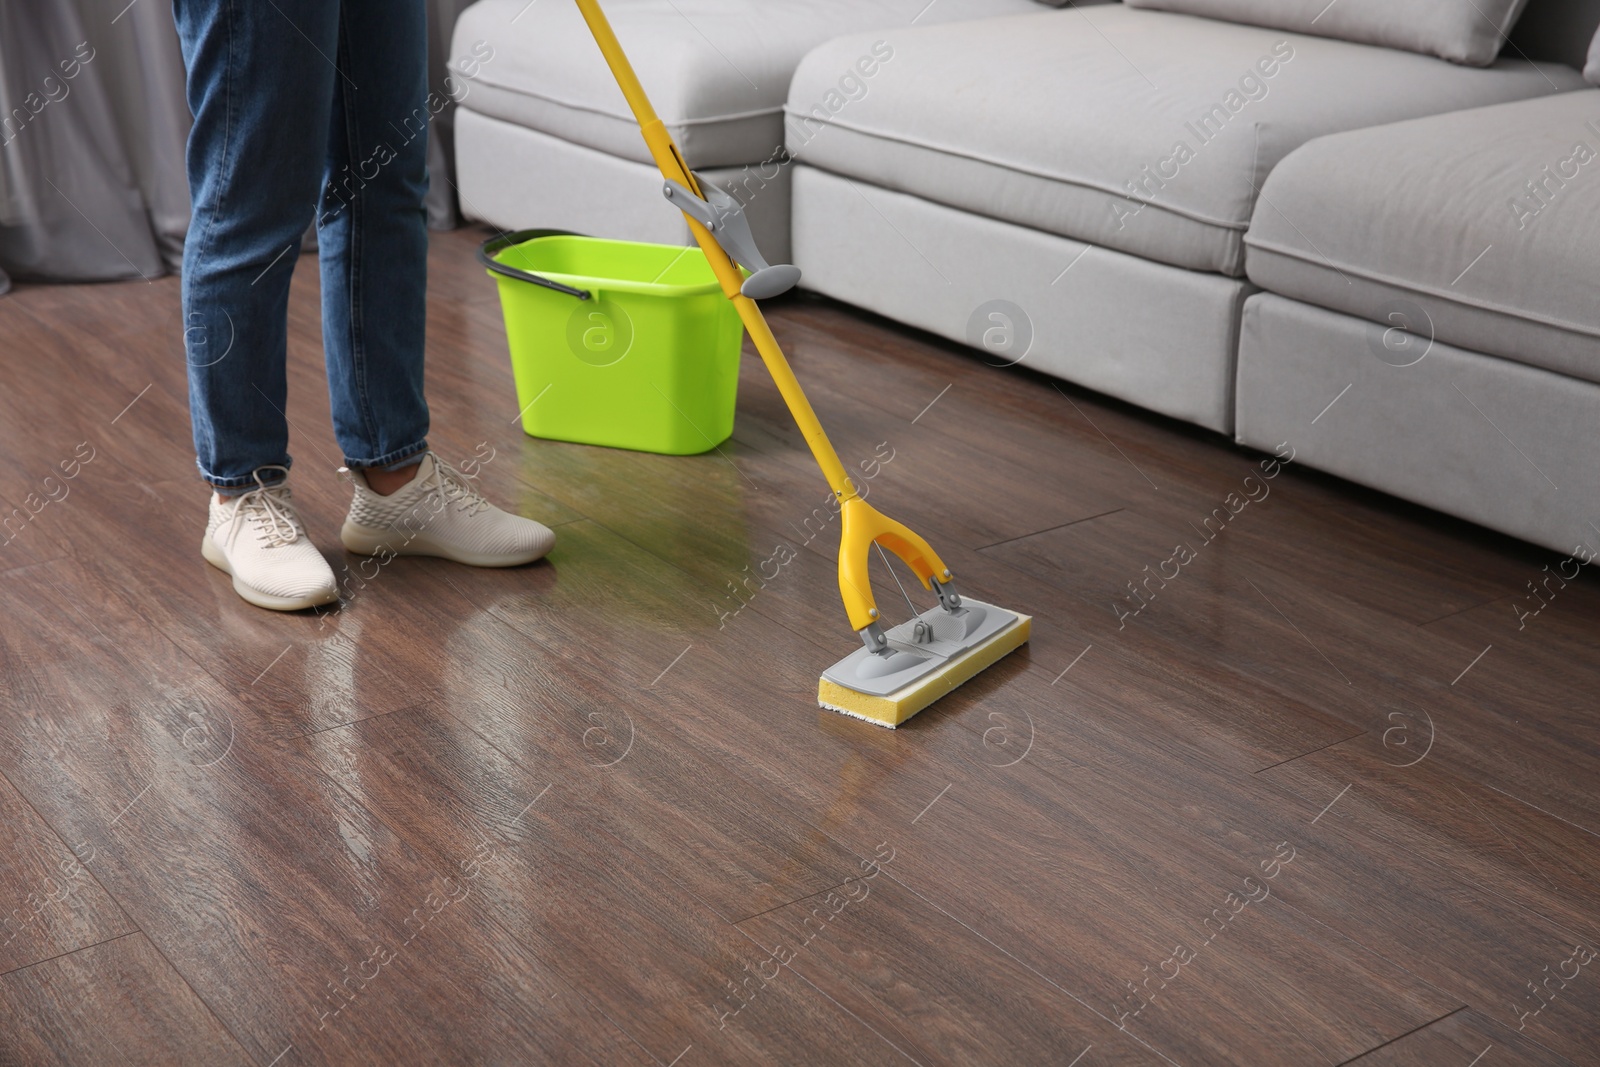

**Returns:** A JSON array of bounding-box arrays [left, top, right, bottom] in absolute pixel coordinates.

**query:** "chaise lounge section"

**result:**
[[1236, 68, 1600, 554], [785, 3, 1585, 433]]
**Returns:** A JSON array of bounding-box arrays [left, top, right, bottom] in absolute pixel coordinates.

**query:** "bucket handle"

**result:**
[[477, 229, 593, 300]]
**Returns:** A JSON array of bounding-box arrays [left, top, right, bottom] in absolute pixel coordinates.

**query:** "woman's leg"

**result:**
[[320, 0, 552, 568], [174, 0, 342, 492], [317, 0, 431, 474]]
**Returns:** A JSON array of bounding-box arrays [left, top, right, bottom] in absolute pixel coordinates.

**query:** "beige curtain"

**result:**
[[0, 0, 471, 291], [0, 0, 183, 287]]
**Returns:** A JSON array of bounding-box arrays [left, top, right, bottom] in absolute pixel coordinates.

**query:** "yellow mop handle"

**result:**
[[573, 0, 952, 632]]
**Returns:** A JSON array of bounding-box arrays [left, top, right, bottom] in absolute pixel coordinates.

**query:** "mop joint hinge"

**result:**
[[664, 177, 801, 300], [931, 577, 963, 615], [859, 622, 893, 657]]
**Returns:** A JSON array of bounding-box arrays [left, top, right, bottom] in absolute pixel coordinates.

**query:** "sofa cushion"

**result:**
[[449, 0, 1040, 169], [1245, 90, 1600, 385], [786, 6, 1582, 276], [1123, 0, 1529, 67]]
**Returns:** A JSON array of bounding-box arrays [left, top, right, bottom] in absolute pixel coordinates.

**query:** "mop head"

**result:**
[[818, 599, 1031, 728]]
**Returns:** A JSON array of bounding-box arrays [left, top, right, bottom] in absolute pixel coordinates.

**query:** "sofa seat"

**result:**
[[1247, 89, 1600, 385], [1236, 293, 1598, 556], [786, 6, 1584, 276], [451, 0, 1039, 171], [454, 109, 798, 260], [792, 165, 1252, 433]]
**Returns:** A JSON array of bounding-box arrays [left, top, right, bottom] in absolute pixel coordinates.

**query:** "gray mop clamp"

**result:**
[[663, 178, 801, 300]]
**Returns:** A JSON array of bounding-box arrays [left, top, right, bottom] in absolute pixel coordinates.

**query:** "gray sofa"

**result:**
[[451, 0, 1600, 555]]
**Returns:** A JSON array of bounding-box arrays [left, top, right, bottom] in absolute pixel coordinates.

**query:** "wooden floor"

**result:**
[[1, 225, 1597, 1066]]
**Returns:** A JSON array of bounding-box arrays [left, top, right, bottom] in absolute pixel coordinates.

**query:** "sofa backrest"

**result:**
[[1087, 0, 1600, 70], [1507, 0, 1600, 68]]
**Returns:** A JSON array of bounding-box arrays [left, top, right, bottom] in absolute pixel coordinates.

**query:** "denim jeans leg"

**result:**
[[174, 0, 342, 491], [318, 0, 431, 472]]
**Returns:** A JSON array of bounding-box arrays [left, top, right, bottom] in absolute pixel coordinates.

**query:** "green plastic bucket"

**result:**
[[480, 230, 745, 455]]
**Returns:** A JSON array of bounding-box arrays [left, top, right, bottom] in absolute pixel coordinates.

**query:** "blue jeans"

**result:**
[[174, 0, 431, 491]]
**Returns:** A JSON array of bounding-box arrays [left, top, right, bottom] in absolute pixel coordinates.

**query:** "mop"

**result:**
[[574, 0, 1031, 727]]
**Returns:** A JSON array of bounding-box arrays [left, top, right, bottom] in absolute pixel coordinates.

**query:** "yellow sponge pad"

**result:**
[[818, 613, 1031, 728]]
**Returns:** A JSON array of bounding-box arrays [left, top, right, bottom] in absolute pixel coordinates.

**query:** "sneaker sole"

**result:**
[[201, 535, 340, 612], [340, 520, 553, 568]]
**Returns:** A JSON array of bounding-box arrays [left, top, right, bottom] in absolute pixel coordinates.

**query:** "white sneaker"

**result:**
[[340, 452, 555, 567], [201, 472, 339, 611]]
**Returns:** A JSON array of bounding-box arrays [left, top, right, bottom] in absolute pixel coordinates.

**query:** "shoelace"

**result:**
[[226, 483, 304, 550], [420, 453, 492, 517]]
